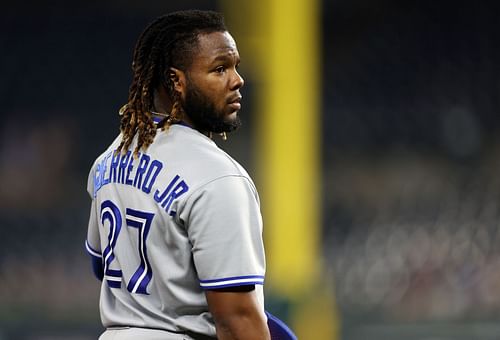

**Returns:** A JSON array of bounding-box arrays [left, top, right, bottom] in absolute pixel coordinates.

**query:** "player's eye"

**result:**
[[214, 66, 226, 74]]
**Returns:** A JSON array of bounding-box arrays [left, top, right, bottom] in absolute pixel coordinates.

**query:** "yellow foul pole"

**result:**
[[253, 0, 321, 296], [219, 1, 338, 338]]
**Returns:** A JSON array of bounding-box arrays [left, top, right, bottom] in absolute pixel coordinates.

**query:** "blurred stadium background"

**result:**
[[1, 0, 500, 339]]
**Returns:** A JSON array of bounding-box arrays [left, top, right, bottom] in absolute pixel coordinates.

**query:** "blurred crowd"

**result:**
[[321, 1, 500, 329], [325, 150, 500, 322]]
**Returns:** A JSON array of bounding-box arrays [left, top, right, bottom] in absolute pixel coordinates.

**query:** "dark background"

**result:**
[[1, 0, 500, 339]]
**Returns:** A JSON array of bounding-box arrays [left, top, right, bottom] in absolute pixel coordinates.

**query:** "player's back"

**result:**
[[86, 124, 264, 337]]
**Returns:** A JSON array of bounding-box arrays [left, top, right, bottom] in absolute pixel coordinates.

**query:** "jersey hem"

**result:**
[[103, 325, 216, 339]]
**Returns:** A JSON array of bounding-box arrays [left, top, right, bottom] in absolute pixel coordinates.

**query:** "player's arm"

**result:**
[[85, 172, 104, 282], [88, 249, 104, 281], [182, 176, 269, 338], [205, 286, 270, 340]]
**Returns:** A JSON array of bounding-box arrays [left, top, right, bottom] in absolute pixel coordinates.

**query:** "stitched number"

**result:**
[[125, 208, 154, 294], [100, 200, 155, 294], [101, 200, 123, 288]]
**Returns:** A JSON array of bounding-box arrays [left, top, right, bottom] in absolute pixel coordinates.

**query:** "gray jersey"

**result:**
[[85, 124, 266, 337]]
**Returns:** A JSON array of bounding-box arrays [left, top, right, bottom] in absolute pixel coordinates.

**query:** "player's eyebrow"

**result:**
[[211, 52, 240, 64]]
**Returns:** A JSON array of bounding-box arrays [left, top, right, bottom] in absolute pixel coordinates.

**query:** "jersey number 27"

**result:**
[[101, 200, 154, 295]]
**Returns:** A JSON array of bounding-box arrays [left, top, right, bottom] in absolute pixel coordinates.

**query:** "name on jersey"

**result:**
[[93, 149, 189, 214]]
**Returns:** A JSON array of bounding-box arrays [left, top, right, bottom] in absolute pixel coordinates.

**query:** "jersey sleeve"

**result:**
[[86, 201, 102, 259], [181, 175, 266, 289]]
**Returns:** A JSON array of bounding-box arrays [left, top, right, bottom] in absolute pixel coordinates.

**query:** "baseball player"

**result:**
[[85, 10, 296, 340]]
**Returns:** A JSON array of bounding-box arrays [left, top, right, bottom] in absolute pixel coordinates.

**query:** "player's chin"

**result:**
[[220, 112, 241, 132], [220, 106, 239, 121], [226, 110, 239, 120]]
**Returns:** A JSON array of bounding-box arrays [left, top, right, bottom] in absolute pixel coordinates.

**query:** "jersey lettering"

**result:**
[[162, 180, 189, 212], [133, 153, 150, 188], [153, 175, 177, 204], [93, 151, 189, 215], [101, 152, 112, 186], [125, 152, 135, 185], [109, 151, 121, 183], [154, 175, 190, 213], [142, 160, 163, 194], [118, 151, 132, 184]]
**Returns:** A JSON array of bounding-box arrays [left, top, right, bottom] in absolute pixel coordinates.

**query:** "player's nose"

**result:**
[[230, 69, 244, 90]]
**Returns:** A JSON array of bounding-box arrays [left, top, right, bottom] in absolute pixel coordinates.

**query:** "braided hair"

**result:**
[[117, 10, 227, 156]]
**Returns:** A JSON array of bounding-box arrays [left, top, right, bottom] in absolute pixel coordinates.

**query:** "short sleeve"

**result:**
[[181, 176, 266, 289]]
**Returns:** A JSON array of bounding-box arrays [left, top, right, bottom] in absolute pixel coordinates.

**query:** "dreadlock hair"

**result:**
[[117, 10, 227, 157]]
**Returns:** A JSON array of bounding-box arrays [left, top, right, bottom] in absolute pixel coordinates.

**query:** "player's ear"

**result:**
[[167, 67, 186, 97]]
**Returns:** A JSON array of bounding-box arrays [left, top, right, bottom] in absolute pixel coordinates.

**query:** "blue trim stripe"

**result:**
[[107, 280, 121, 288], [201, 281, 264, 290], [85, 240, 102, 258], [152, 116, 163, 124], [199, 275, 265, 289]]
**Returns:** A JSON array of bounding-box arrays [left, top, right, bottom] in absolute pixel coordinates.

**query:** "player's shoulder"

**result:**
[[155, 125, 251, 181], [86, 134, 122, 195]]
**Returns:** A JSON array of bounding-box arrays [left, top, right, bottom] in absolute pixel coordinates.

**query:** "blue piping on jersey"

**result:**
[[152, 116, 164, 124], [152, 112, 191, 128], [200, 275, 265, 284], [85, 240, 102, 258], [199, 275, 265, 289], [199, 281, 264, 290]]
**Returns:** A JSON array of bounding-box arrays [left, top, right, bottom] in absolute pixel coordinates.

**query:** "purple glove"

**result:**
[[266, 311, 298, 340]]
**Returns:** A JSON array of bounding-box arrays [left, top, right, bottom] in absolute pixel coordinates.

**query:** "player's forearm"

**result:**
[[213, 311, 270, 340], [205, 289, 270, 340]]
